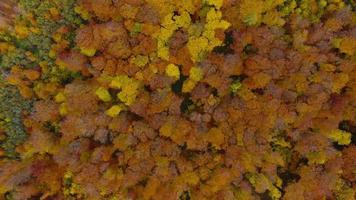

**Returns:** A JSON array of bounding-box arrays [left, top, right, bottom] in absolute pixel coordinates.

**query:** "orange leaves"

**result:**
[[143, 177, 160, 200], [159, 117, 191, 145], [113, 134, 135, 151], [119, 3, 139, 20], [75, 24, 98, 56], [0, 161, 33, 195], [76, 22, 130, 58], [106, 39, 131, 59], [21, 126, 57, 158], [1, 0, 356, 199], [175, 171, 200, 189], [338, 37, 356, 56], [159, 121, 174, 138], [148, 89, 175, 114], [204, 127, 225, 149], [324, 18, 343, 32], [60, 115, 95, 142], [203, 168, 233, 194], [332, 73, 349, 93], [6, 66, 41, 99], [63, 81, 99, 115], [91, 146, 114, 162], [342, 146, 356, 183], [56, 51, 88, 73], [32, 100, 59, 122], [23, 69, 40, 81], [79, 0, 120, 21], [244, 72, 271, 89]]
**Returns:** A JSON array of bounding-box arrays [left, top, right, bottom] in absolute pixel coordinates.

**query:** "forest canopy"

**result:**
[[0, 0, 355, 200]]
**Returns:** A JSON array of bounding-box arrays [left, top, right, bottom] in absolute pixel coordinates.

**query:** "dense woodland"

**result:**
[[0, 0, 355, 199]]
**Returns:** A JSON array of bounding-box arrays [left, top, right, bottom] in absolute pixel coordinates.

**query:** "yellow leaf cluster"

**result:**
[[131, 55, 149, 68], [106, 105, 124, 118], [95, 87, 112, 102], [189, 67, 203, 82], [181, 66, 204, 92], [206, 0, 224, 9], [156, 1, 230, 62], [165, 64, 180, 80], [306, 151, 327, 165], [327, 129, 351, 145], [182, 79, 197, 93], [109, 75, 142, 106], [247, 173, 281, 200], [80, 47, 96, 57], [187, 6, 230, 62], [156, 11, 192, 60], [74, 5, 91, 20]]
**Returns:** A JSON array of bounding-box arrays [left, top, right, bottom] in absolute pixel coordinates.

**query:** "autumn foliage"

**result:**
[[0, 0, 355, 199]]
